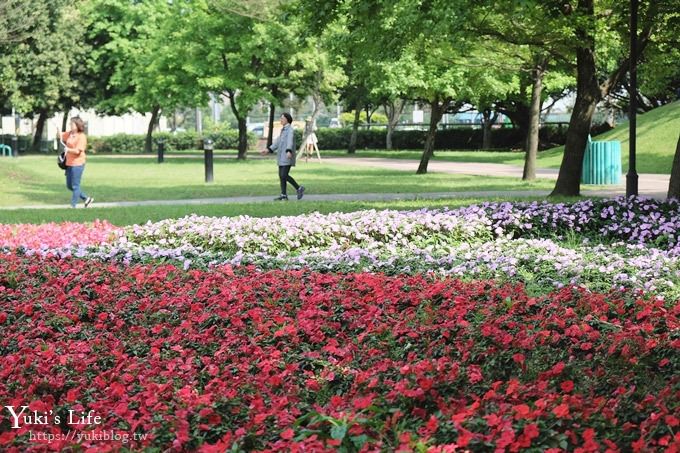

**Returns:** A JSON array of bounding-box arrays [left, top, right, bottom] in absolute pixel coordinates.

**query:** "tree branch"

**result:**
[[599, 5, 657, 97]]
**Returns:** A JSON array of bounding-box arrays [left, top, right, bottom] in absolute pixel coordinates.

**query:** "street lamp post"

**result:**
[[626, 0, 639, 197]]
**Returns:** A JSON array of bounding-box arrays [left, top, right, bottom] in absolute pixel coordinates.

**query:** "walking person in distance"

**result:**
[[59, 117, 93, 208], [262, 112, 305, 201]]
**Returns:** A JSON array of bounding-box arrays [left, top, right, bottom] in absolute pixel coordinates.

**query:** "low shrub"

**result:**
[[88, 130, 257, 153]]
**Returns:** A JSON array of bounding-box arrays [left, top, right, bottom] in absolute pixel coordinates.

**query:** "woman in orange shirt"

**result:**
[[59, 117, 93, 208]]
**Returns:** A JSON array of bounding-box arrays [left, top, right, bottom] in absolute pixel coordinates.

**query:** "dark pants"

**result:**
[[279, 165, 299, 196], [66, 165, 88, 207]]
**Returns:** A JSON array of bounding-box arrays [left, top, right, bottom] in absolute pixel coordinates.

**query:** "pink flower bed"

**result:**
[[0, 221, 120, 250]]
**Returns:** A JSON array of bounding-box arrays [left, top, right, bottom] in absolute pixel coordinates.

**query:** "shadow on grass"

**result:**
[[1, 153, 557, 208], [7, 177, 552, 206]]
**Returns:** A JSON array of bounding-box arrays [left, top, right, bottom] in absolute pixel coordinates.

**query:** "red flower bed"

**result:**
[[0, 254, 678, 452]]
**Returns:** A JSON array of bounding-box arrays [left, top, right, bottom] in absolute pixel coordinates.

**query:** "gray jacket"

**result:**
[[269, 124, 296, 167]]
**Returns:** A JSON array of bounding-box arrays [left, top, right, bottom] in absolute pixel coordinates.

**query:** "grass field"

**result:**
[[323, 101, 679, 174], [0, 155, 557, 208], [0, 195, 585, 225]]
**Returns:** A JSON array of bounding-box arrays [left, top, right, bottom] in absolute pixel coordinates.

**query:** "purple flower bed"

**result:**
[[458, 196, 680, 248]]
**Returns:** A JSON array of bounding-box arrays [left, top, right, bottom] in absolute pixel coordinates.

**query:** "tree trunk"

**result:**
[[551, 0, 599, 197], [385, 99, 405, 150], [226, 90, 248, 160], [481, 109, 498, 150], [668, 133, 680, 200], [498, 102, 530, 151], [237, 117, 248, 159], [551, 0, 654, 196], [61, 111, 68, 132], [32, 109, 48, 152], [550, 61, 599, 195], [348, 107, 361, 154], [417, 98, 449, 174], [299, 92, 322, 154], [365, 105, 371, 130], [267, 102, 276, 148], [523, 60, 547, 180], [145, 105, 161, 154]]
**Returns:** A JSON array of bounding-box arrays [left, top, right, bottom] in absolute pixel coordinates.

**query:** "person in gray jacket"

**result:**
[[264, 113, 305, 200]]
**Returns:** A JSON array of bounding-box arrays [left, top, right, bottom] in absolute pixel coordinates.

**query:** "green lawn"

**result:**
[[594, 100, 679, 174], [323, 101, 679, 174], [520, 101, 679, 173], [322, 149, 530, 165], [0, 155, 557, 208], [0, 196, 584, 225]]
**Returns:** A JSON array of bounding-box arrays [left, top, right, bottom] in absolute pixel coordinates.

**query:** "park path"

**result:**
[[321, 157, 670, 200]]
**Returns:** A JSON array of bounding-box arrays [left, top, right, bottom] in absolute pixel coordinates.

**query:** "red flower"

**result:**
[[513, 404, 531, 420], [468, 365, 483, 384], [426, 415, 439, 433], [553, 403, 570, 418], [560, 380, 575, 393], [497, 428, 516, 448], [523, 423, 539, 439], [580, 342, 593, 351], [456, 428, 474, 447], [280, 428, 295, 440], [353, 394, 374, 410]]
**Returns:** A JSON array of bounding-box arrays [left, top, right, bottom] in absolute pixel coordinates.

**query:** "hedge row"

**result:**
[[295, 126, 567, 150], [88, 131, 258, 153], [76, 125, 566, 154]]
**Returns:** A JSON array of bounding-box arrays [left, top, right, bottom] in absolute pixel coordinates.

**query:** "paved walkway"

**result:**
[[322, 157, 670, 200]]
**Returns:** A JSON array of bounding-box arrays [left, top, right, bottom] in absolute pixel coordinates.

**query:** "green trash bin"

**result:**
[[581, 137, 622, 185]]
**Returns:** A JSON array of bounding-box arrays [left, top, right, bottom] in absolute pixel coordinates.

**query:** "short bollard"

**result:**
[[204, 138, 214, 183], [157, 138, 165, 163], [11, 136, 18, 158]]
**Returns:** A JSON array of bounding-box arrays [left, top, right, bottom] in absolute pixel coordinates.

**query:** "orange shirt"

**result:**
[[61, 131, 87, 166]]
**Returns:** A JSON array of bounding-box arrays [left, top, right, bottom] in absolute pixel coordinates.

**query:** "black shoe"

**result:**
[[296, 186, 305, 200], [274, 195, 288, 201], [84, 197, 94, 207]]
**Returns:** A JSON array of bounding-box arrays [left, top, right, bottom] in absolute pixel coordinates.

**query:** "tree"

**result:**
[[0, 0, 46, 46], [383, 99, 406, 150], [333, 42, 375, 154], [0, 0, 54, 121], [331, 0, 472, 172], [296, 0, 402, 154], [83, 0, 196, 153], [7, 1, 88, 150], [467, 1, 575, 179], [288, 34, 346, 155], [550, 0, 661, 196], [301, 0, 527, 173], [161, 0, 302, 159], [668, 132, 680, 200]]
